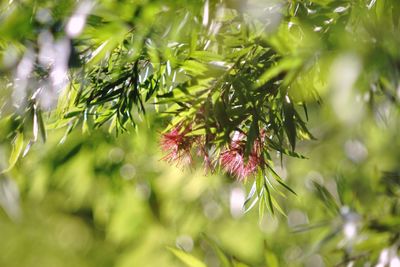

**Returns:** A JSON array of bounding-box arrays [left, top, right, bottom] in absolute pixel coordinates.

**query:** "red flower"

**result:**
[[220, 131, 263, 180], [160, 126, 194, 166], [161, 124, 265, 180]]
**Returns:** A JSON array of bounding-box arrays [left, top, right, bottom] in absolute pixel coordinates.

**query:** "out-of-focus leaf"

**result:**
[[0, 177, 21, 220], [37, 108, 47, 142], [266, 165, 296, 195], [312, 181, 340, 214], [2, 132, 24, 173], [355, 232, 390, 251], [182, 60, 209, 76], [22, 141, 33, 158], [63, 110, 84, 119], [202, 235, 233, 267], [168, 247, 207, 267], [264, 250, 279, 267], [255, 57, 302, 88], [191, 51, 224, 62], [271, 196, 286, 217], [369, 216, 400, 232], [233, 262, 250, 267], [185, 127, 207, 136]]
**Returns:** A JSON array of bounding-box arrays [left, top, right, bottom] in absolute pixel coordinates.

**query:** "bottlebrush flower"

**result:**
[[160, 125, 195, 166], [161, 125, 265, 180], [220, 131, 263, 180]]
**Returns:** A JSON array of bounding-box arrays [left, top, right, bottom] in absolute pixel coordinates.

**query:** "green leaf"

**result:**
[[255, 57, 302, 88], [283, 100, 296, 151], [244, 116, 259, 158], [182, 60, 209, 76], [268, 140, 307, 159], [2, 132, 24, 173], [264, 183, 275, 214], [271, 197, 286, 217], [244, 181, 258, 213], [255, 172, 264, 196], [258, 193, 266, 217], [312, 181, 340, 214], [185, 128, 206, 136], [265, 250, 279, 267], [214, 99, 230, 128], [293, 109, 316, 140], [233, 262, 250, 267], [191, 51, 224, 62], [37, 108, 47, 142], [202, 235, 233, 267], [266, 165, 297, 195], [63, 110, 84, 119], [167, 247, 207, 267]]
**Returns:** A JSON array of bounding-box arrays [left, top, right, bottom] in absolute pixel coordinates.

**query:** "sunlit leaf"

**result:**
[[168, 247, 207, 267], [3, 132, 24, 173]]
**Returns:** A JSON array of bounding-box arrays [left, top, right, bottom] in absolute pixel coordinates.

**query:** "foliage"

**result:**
[[0, 0, 400, 266]]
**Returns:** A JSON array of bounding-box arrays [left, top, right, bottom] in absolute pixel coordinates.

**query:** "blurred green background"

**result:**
[[1, 0, 400, 266]]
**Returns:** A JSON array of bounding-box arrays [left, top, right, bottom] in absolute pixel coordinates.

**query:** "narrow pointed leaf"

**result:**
[[168, 247, 207, 267]]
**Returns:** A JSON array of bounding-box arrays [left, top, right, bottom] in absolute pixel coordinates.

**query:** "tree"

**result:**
[[0, 0, 400, 266]]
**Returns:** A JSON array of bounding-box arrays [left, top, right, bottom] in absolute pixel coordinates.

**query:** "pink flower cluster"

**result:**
[[219, 132, 263, 180], [160, 126, 264, 180], [160, 126, 195, 166]]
